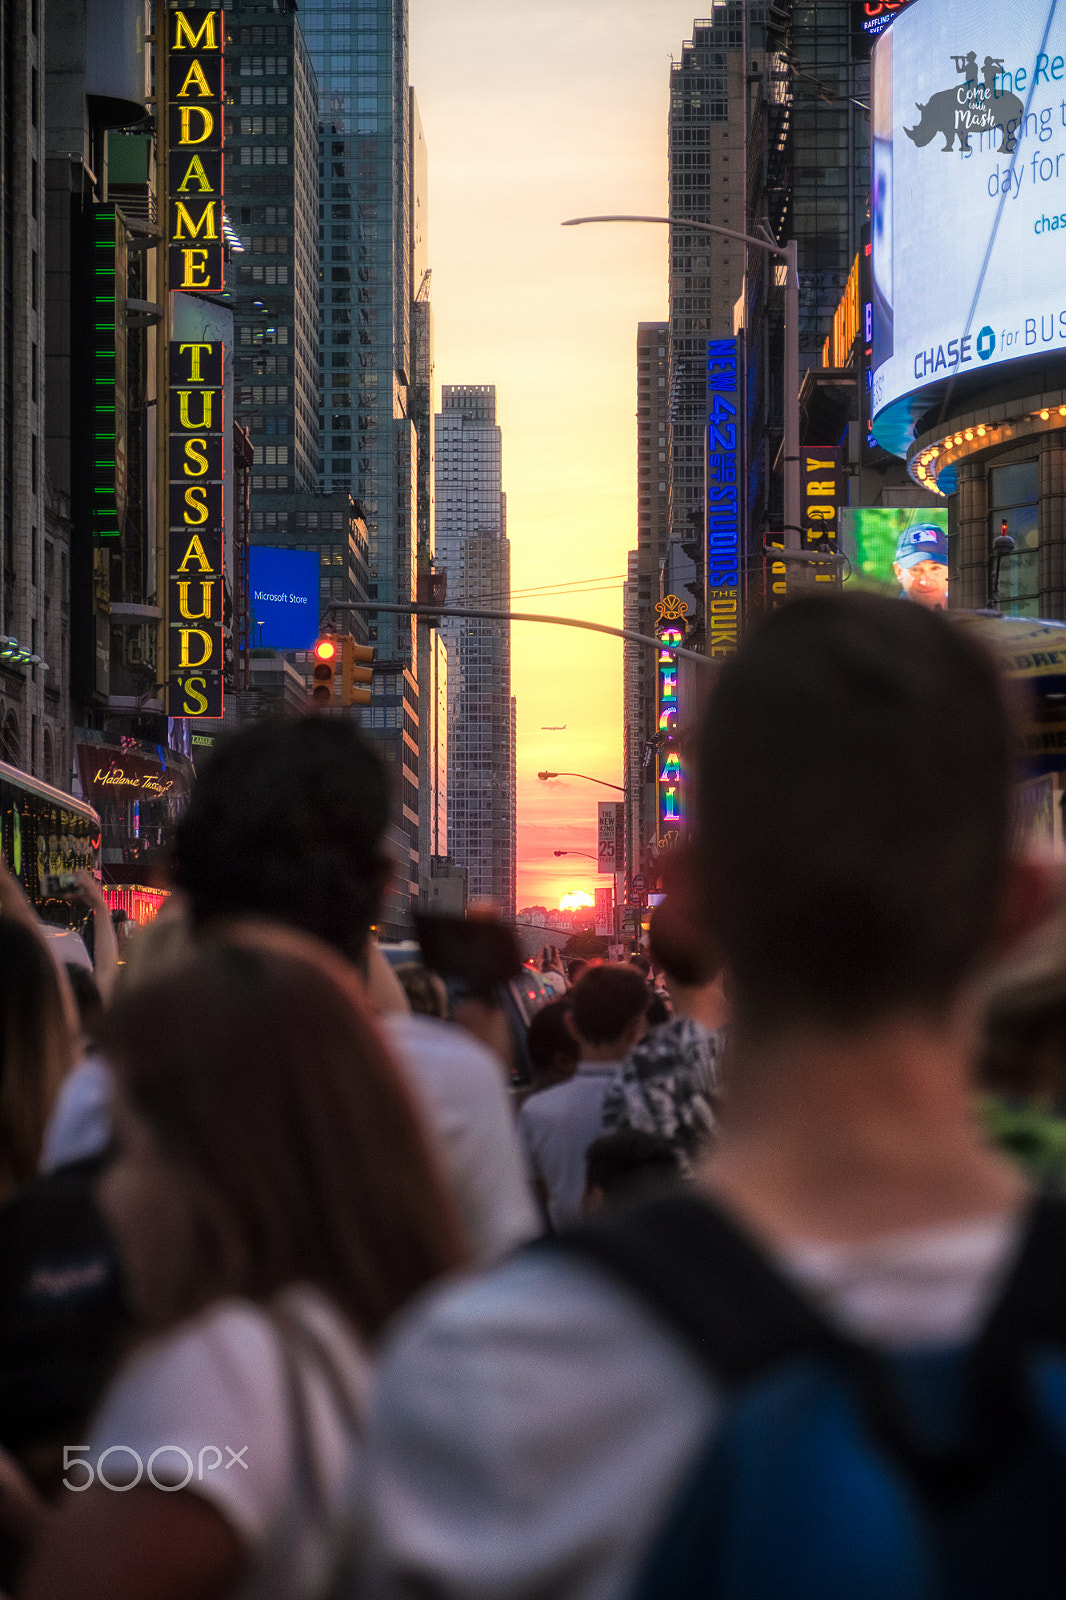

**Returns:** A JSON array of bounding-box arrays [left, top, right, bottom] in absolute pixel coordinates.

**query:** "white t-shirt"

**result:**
[[89, 1288, 369, 1600], [41, 1054, 113, 1173], [365, 1209, 1024, 1600], [382, 1012, 539, 1263], [518, 1063, 621, 1230]]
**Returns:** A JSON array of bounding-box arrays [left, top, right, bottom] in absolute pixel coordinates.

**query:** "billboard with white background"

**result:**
[[872, 0, 1066, 452]]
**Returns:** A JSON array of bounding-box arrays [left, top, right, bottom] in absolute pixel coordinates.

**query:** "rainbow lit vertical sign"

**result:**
[[655, 595, 688, 848]]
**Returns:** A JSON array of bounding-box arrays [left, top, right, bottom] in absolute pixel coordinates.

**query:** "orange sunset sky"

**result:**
[[409, 0, 689, 910]]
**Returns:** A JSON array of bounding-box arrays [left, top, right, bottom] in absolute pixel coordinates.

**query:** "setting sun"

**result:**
[[559, 890, 595, 912]]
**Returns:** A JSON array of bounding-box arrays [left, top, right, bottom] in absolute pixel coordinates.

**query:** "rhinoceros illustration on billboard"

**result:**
[[905, 53, 1024, 154]]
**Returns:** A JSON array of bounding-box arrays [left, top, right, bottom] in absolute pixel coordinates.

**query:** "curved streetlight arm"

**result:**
[[553, 850, 598, 859], [562, 213, 791, 262], [538, 770, 625, 793], [562, 213, 801, 558]]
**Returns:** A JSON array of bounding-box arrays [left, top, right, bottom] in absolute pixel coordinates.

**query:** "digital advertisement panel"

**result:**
[[871, 0, 1066, 453], [854, 2, 919, 44], [248, 547, 319, 649], [840, 508, 950, 609]]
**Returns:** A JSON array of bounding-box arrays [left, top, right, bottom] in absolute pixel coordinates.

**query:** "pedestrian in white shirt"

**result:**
[[518, 965, 648, 1230], [14, 924, 468, 1600]]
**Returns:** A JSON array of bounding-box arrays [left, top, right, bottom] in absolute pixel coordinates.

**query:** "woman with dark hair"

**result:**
[[0, 920, 73, 1203], [16, 924, 468, 1600]]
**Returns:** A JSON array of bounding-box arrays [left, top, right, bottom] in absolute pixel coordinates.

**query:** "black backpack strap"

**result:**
[[542, 1189, 845, 1385], [545, 1188, 1066, 1502], [975, 1193, 1066, 1349]]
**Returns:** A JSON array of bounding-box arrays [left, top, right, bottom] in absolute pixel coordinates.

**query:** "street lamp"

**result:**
[[988, 529, 1017, 613], [553, 849, 597, 859], [538, 770, 625, 793], [562, 213, 801, 550]]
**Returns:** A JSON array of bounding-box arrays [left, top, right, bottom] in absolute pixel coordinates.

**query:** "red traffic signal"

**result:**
[[311, 636, 338, 706]]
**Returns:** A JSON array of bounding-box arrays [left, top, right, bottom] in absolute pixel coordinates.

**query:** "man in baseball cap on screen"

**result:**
[[893, 520, 949, 610]]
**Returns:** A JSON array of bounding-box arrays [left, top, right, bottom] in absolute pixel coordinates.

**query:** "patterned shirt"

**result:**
[[600, 1016, 722, 1169]]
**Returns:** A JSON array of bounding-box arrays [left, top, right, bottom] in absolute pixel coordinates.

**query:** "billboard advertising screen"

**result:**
[[871, 0, 1066, 455], [248, 547, 319, 649], [854, 2, 918, 43], [840, 508, 950, 609]]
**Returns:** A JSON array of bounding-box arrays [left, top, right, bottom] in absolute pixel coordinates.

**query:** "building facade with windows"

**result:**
[[224, 1, 320, 494], [434, 385, 515, 919], [1, 0, 65, 784], [624, 322, 672, 885], [668, 6, 748, 626], [299, 0, 419, 678]]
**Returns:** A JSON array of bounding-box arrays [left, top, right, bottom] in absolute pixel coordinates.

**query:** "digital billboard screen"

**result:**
[[854, 2, 918, 43], [840, 508, 950, 610], [248, 546, 319, 649], [871, 0, 1066, 454]]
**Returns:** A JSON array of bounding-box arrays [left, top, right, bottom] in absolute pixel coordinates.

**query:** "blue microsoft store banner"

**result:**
[[248, 547, 319, 650]]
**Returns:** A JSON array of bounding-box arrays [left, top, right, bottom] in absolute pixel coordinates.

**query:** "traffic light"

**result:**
[[311, 636, 338, 706], [341, 638, 374, 707]]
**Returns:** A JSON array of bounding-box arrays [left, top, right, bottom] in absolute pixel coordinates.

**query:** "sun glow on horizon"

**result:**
[[559, 890, 595, 912]]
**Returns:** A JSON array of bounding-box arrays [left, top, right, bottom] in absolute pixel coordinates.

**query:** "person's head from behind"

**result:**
[[172, 716, 391, 968], [96, 925, 467, 1337], [567, 965, 649, 1059], [566, 958, 589, 986], [395, 963, 448, 1019], [526, 999, 580, 1092], [647, 899, 727, 1029], [698, 594, 1019, 1042], [582, 1129, 683, 1214], [0, 923, 75, 1198], [628, 954, 651, 979]]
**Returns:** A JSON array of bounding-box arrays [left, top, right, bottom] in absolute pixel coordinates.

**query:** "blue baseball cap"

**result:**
[[894, 522, 948, 569]]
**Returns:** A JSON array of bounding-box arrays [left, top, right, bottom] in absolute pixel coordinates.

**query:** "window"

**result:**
[[989, 460, 1039, 615]]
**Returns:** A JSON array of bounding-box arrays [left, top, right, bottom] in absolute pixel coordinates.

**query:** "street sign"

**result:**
[[597, 802, 617, 874], [594, 886, 613, 937]]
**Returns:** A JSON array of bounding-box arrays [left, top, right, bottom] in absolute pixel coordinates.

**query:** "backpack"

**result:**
[[548, 1190, 1066, 1600]]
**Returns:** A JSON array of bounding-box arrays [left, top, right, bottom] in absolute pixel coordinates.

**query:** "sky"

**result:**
[[408, 0, 693, 911]]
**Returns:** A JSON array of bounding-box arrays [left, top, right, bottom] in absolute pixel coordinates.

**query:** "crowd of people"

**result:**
[[2, 592, 1066, 1597]]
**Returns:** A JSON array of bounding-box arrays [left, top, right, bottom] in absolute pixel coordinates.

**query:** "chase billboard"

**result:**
[[871, 0, 1066, 457]]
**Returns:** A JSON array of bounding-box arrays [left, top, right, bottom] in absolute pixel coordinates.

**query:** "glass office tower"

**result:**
[[299, 0, 417, 672]]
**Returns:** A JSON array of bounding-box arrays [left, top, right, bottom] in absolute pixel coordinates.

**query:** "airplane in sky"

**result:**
[[541, 724, 567, 730]]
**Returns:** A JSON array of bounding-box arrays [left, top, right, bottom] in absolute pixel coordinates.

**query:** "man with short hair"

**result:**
[[893, 521, 949, 609], [365, 595, 1056, 1599], [171, 716, 538, 1265], [518, 965, 648, 1230], [581, 1129, 682, 1215]]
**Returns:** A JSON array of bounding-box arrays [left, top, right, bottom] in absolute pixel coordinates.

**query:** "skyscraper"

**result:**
[[225, 2, 320, 495], [2, 0, 67, 783], [299, 0, 418, 673], [624, 322, 671, 884], [668, 8, 748, 622], [435, 385, 515, 919]]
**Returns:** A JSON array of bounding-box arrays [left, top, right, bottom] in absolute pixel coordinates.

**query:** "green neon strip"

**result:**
[[94, 433, 116, 441]]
